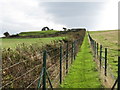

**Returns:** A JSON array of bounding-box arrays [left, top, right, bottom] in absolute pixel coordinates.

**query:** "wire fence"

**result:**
[[1, 34, 84, 89], [37, 38, 82, 89], [88, 33, 119, 89]]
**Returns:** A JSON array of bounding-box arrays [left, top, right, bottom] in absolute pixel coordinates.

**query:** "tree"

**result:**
[[63, 27, 67, 31], [41, 27, 50, 31], [3, 32, 10, 37]]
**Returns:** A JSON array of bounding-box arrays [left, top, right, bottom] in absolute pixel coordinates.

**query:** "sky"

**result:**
[[0, 0, 119, 37]]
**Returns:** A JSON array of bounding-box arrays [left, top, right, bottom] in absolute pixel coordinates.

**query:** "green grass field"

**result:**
[[19, 30, 59, 36], [89, 30, 118, 50], [61, 35, 102, 88], [89, 30, 118, 78], [1, 37, 65, 49]]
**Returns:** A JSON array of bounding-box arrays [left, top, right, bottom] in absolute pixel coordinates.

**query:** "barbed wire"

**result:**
[[1, 57, 43, 72], [62, 54, 67, 61], [26, 76, 40, 89], [47, 53, 60, 61], [88, 34, 118, 78], [1, 63, 42, 89], [1, 38, 81, 88], [48, 66, 60, 79], [46, 48, 58, 53], [50, 72, 60, 85], [107, 64, 117, 79], [47, 60, 60, 71], [46, 46, 73, 61]]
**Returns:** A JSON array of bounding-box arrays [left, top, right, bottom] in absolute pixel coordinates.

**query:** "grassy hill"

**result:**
[[19, 30, 59, 36], [89, 30, 118, 50], [2, 30, 63, 49]]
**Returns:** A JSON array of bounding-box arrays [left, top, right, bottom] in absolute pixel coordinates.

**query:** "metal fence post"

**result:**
[[93, 40, 95, 52], [74, 41, 76, 60], [94, 41, 96, 56], [100, 45, 102, 70], [112, 56, 120, 89], [92, 40, 94, 50], [118, 56, 120, 89], [91, 39, 92, 47], [60, 45, 62, 84], [97, 43, 98, 57], [91, 38, 93, 46], [71, 42, 74, 64], [93, 40, 95, 56], [105, 48, 107, 76], [43, 50, 47, 89], [66, 42, 69, 74]]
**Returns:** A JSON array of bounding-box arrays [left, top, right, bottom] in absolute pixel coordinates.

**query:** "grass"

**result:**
[[60, 35, 102, 88], [89, 30, 118, 50], [1, 37, 65, 49], [89, 30, 118, 78], [19, 30, 59, 36]]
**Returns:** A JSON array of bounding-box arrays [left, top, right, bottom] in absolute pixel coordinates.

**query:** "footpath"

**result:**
[[60, 35, 102, 88]]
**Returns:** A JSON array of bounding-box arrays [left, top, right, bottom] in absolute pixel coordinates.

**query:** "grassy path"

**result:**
[[60, 35, 102, 88]]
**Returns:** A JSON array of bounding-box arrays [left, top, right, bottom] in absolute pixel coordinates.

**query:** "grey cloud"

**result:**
[[40, 2, 105, 28], [41, 2, 104, 17], [1, 1, 112, 37]]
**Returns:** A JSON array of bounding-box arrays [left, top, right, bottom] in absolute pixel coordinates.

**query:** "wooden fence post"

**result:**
[[100, 45, 102, 70], [43, 50, 47, 89], [105, 48, 107, 76], [60, 45, 62, 84]]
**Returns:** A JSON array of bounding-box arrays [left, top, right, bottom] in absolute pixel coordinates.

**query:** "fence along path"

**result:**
[[88, 33, 119, 89], [60, 34, 102, 88], [1, 34, 84, 89], [37, 39, 82, 89]]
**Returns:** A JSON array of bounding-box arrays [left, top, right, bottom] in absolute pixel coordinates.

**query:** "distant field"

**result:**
[[89, 30, 118, 78], [1, 37, 65, 49], [19, 30, 59, 36], [89, 30, 118, 50]]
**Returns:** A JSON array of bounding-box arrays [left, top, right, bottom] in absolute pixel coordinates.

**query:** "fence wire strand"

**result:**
[[1, 57, 43, 72], [2, 64, 42, 88], [1, 36, 82, 88]]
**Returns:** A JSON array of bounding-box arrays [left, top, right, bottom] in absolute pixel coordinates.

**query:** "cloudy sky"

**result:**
[[0, 0, 119, 36]]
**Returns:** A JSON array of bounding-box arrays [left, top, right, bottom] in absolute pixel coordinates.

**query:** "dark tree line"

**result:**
[[3, 32, 10, 37]]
